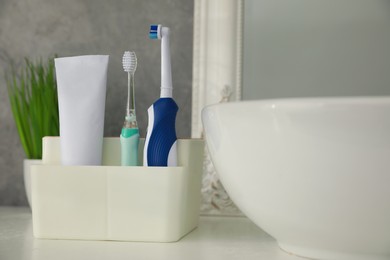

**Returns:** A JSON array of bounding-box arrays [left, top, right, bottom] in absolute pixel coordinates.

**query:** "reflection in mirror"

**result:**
[[244, 0, 390, 100]]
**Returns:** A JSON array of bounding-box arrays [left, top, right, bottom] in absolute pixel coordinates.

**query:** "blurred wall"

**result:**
[[243, 0, 390, 99], [0, 0, 193, 205]]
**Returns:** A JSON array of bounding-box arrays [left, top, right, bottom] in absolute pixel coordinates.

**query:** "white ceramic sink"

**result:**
[[202, 97, 390, 260]]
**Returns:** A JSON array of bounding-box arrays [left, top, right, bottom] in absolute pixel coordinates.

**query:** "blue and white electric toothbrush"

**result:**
[[120, 51, 140, 166], [144, 24, 178, 167]]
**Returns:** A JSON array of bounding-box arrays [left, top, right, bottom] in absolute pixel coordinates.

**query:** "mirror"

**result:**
[[193, 0, 390, 215]]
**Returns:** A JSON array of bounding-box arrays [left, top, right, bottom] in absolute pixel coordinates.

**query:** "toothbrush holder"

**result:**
[[31, 137, 204, 242]]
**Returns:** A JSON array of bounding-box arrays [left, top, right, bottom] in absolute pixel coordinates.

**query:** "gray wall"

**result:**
[[244, 0, 390, 100], [0, 0, 193, 205]]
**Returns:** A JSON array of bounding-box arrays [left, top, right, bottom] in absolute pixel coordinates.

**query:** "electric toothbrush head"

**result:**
[[149, 24, 162, 39]]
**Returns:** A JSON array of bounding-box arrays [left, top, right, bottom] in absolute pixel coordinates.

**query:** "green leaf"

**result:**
[[5, 56, 59, 159]]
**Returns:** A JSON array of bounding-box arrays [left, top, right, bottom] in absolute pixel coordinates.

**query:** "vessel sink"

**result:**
[[202, 97, 390, 260]]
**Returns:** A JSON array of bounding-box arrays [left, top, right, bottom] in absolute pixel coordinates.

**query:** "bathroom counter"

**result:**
[[0, 207, 302, 260]]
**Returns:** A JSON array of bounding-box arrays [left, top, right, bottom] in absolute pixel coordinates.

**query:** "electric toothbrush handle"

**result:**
[[120, 129, 140, 166], [144, 98, 178, 167]]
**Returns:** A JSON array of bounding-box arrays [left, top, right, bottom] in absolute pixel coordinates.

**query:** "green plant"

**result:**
[[7, 57, 59, 159]]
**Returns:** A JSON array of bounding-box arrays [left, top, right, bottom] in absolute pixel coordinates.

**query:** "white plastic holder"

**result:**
[[31, 137, 204, 242]]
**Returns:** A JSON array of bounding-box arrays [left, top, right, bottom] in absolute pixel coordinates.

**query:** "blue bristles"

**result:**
[[149, 24, 159, 39]]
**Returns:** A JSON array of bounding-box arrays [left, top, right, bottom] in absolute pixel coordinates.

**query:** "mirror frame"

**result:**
[[192, 0, 244, 216], [191, 0, 244, 138]]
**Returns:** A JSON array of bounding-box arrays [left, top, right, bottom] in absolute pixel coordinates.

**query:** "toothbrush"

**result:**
[[144, 24, 178, 167], [120, 51, 140, 166]]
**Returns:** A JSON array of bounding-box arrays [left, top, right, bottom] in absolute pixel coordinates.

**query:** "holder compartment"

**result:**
[[31, 137, 204, 242]]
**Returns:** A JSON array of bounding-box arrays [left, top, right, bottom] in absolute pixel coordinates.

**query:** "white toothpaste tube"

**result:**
[[55, 55, 109, 165]]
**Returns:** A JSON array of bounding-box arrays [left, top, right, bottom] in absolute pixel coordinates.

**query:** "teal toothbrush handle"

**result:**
[[120, 128, 140, 166]]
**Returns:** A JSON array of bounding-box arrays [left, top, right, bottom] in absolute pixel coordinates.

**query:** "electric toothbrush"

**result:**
[[144, 24, 178, 167], [120, 51, 140, 166]]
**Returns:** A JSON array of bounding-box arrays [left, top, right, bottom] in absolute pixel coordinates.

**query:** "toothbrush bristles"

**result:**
[[122, 51, 137, 73], [149, 24, 161, 40]]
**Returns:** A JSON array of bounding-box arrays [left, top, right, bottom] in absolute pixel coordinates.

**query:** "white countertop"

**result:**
[[0, 207, 302, 260]]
